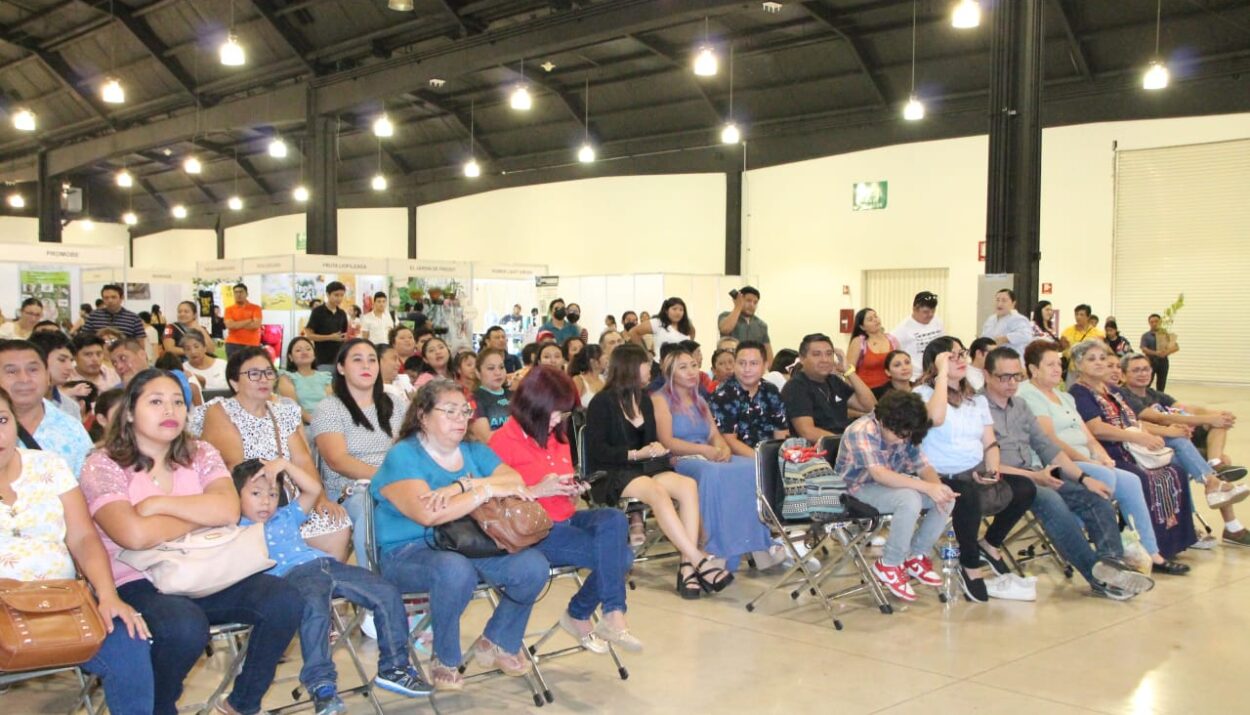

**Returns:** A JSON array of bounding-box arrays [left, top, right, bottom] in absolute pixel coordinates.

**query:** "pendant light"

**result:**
[[693, 17, 718, 77], [464, 101, 481, 177], [373, 114, 394, 138], [171, 204, 188, 219], [577, 78, 596, 163], [122, 211, 138, 225], [387, 0, 414, 10], [720, 45, 740, 144], [227, 149, 243, 210], [268, 135, 288, 158], [903, 1, 925, 121], [1143, 0, 1169, 90], [81, 219, 95, 231], [100, 1, 125, 103], [183, 155, 202, 174], [951, 0, 981, 29], [510, 59, 533, 111], [220, 0, 246, 66], [371, 140, 387, 191], [12, 108, 36, 132], [7, 192, 25, 209], [116, 167, 134, 188]]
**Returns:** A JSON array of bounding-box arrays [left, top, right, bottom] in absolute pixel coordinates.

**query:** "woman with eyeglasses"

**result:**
[[370, 378, 549, 691], [916, 336, 1036, 603], [0, 297, 45, 339], [191, 346, 351, 561]]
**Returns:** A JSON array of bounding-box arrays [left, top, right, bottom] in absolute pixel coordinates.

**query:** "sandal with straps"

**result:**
[[694, 556, 734, 593], [676, 562, 702, 600]]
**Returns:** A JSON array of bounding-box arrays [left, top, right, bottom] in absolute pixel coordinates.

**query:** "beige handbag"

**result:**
[[118, 525, 275, 599], [1123, 427, 1174, 469]]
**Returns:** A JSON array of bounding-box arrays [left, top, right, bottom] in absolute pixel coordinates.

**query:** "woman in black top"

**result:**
[[584, 344, 730, 598]]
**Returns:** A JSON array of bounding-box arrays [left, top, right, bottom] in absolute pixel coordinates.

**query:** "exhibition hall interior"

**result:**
[[0, 0, 1248, 713]]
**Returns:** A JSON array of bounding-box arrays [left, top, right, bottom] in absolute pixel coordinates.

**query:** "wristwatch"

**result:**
[[1077, 474, 1088, 485]]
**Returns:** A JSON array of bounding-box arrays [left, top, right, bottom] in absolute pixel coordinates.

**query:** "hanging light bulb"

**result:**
[[101, 77, 125, 104], [372, 114, 394, 138], [12, 108, 36, 132], [510, 85, 532, 111], [371, 173, 388, 191], [115, 169, 134, 188], [171, 204, 188, 219], [387, 0, 414, 9], [903, 95, 926, 121], [293, 185, 310, 202], [577, 143, 596, 163], [463, 159, 481, 178], [81, 218, 95, 231], [268, 137, 288, 158], [7, 193, 25, 209], [228, 195, 244, 211], [183, 156, 202, 174], [219, 32, 245, 66], [720, 123, 741, 145], [122, 211, 138, 226], [693, 46, 718, 77], [1143, 60, 1169, 90], [951, 0, 981, 29]]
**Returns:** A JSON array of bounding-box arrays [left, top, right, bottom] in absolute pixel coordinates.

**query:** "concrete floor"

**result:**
[[6, 383, 1248, 714]]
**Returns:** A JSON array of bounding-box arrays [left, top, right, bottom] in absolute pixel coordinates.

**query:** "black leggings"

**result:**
[[941, 474, 1037, 569]]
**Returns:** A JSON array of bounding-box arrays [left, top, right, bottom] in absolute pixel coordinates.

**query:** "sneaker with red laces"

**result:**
[[872, 560, 917, 601], [903, 555, 943, 587]]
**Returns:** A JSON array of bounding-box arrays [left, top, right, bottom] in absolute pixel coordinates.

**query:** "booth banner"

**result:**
[[197, 260, 244, 280], [243, 257, 295, 275], [83, 268, 119, 284], [294, 273, 358, 309], [475, 264, 545, 280], [4, 243, 124, 266], [126, 283, 151, 300], [357, 275, 387, 312], [388, 259, 471, 280], [20, 270, 71, 322], [293, 255, 388, 275], [263, 274, 295, 310]]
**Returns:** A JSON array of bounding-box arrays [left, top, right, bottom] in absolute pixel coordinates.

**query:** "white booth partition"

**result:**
[[471, 263, 546, 340], [387, 258, 474, 351], [120, 268, 196, 323], [0, 242, 126, 329]]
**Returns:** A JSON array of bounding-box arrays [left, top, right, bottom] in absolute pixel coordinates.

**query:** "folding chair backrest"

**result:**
[[754, 439, 786, 524], [359, 482, 382, 575], [571, 412, 588, 479], [817, 435, 842, 467]]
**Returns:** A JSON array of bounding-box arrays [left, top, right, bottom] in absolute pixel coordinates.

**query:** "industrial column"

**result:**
[[305, 110, 338, 255]]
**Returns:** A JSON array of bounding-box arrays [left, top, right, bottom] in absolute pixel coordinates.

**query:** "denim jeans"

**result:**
[[284, 557, 410, 693], [853, 482, 949, 567], [381, 542, 549, 666], [1164, 435, 1215, 483], [118, 574, 302, 715], [535, 509, 634, 620], [1030, 482, 1123, 586], [80, 618, 154, 715], [1078, 461, 1161, 555]]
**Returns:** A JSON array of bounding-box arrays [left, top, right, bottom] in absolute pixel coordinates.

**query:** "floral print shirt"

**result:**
[[0, 450, 81, 581]]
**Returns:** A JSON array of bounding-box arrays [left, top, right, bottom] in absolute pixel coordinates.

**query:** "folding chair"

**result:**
[[179, 622, 252, 715], [996, 512, 1075, 579], [359, 485, 548, 709], [0, 665, 101, 715], [270, 600, 385, 715]]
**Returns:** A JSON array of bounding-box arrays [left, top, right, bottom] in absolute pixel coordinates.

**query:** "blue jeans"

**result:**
[[1079, 461, 1161, 555], [535, 509, 634, 620], [852, 482, 949, 567], [118, 574, 302, 715], [1165, 435, 1216, 483], [80, 618, 153, 715], [338, 485, 370, 567], [1030, 482, 1123, 586], [381, 543, 549, 666], [284, 557, 410, 693]]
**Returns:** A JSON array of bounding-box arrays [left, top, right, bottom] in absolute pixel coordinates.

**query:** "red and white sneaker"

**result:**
[[872, 560, 917, 601], [903, 555, 943, 587]]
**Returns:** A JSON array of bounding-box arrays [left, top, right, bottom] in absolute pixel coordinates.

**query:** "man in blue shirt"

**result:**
[[540, 298, 581, 345], [0, 339, 92, 475], [234, 458, 431, 713]]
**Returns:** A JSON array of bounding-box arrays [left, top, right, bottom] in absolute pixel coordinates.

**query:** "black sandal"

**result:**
[[694, 556, 734, 593], [676, 562, 702, 599], [1151, 560, 1190, 576]]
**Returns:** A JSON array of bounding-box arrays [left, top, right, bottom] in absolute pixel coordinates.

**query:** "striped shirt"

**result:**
[[81, 306, 147, 339]]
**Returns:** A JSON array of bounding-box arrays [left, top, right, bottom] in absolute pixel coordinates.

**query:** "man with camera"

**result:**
[[983, 346, 1155, 600], [718, 286, 772, 365]]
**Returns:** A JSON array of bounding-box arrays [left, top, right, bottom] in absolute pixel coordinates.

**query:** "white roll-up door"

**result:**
[[1113, 138, 1250, 384], [863, 267, 950, 334]]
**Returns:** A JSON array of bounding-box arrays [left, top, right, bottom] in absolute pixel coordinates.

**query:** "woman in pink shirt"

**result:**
[[489, 366, 642, 654], [80, 369, 301, 715]]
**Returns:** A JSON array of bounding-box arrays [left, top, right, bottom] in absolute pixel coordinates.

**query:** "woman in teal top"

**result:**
[[279, 336, 333, 424], [370, 378, 553, 692]]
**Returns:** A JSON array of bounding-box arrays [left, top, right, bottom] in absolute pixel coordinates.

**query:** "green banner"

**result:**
[[19, 270, 71, 323]]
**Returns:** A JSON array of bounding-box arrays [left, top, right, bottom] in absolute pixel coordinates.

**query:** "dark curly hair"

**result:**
[[873, 390, 931, 446]]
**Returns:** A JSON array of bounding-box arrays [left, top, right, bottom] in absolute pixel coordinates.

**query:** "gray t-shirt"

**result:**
[[717, 311, 771, 344], [310, 395, 408, 497]]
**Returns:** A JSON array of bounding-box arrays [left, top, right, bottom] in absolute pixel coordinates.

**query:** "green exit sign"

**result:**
[[852, 181, 888, 211]]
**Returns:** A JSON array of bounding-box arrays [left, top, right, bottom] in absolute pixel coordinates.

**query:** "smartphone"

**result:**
[[728, 289, 739, 299], [1049, 467, 1063, 478]]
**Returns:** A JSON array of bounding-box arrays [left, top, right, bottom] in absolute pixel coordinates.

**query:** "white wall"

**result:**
[[225, 213, 306, 258], [340, 208, 407, 258], [132, 229, 217, 269], [0, 216, 128, 251], [745, 112, 1250, 353], [416, 174, 725, 275]]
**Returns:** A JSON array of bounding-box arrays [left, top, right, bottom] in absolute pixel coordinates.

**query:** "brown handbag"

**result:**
[[469, 496, 553, 554], [0, 579, 107, 672]]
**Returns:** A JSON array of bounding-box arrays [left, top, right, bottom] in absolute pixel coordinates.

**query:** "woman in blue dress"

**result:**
[[652, 346, 773, 578]]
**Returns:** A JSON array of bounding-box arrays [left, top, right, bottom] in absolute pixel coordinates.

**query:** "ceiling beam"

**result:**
[[191, 139, 277, 198], [1047, 0, 1093, 80], [405, 90, 497, 161], [136, 150, 219, 204], [0, 26, 117, 128], [136, 177, 168, 211], [628, 33, 724, 123], [799, 1, 889, 107], [251, 0, 319, 75], [501, 65, 590, 134], [435, 0, 487, 38], [109, 2, 200, 100]]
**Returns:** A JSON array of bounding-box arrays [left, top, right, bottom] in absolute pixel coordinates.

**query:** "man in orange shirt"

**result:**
[[224, 283, 263, 358]]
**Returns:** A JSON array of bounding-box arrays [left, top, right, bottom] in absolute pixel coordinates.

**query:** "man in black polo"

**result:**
[[80, 284, 146, 339], [781, 332, 875, 441], [483, 325, 522, 373], [304, 281, 348, 370]]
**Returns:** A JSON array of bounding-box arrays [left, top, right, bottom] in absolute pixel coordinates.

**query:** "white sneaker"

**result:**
[[782, 537, 821, 571], [986, 573, 1036, 601], [870, 535, 887, 547], [1207, 485, 1250, 509], [1191, 534, 1219, 550], [751, 545, 787, 570]]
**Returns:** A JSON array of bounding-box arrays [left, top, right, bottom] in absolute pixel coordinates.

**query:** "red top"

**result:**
[[488, 418, 576, 522], [857, 347, 890, 388]]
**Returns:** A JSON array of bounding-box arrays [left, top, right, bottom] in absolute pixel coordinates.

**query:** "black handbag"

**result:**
[[950, 466, 1013, 517], [428, 517, 506, 558], [636, 456, 671, 476]]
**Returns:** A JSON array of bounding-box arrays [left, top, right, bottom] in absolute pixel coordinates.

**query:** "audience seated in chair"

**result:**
[[781, 333, 876, 442]]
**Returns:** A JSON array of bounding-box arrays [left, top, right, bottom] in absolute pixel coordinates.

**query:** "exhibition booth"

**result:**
[[0, 242, 127, 329]]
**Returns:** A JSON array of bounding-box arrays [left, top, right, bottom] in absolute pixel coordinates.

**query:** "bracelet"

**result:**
[[843, 366, 857, 378], [1077, 474, 1088, 485]]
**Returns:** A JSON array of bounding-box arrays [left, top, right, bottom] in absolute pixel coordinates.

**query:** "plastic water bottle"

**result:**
[[939, 529, 960, 605]]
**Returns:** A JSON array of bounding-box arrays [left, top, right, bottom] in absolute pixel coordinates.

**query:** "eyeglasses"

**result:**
[[949, 349, 969, 361], [432, 405, 475, 421], [244, 368, 277, 382], [992, 372, 1026, 384]]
